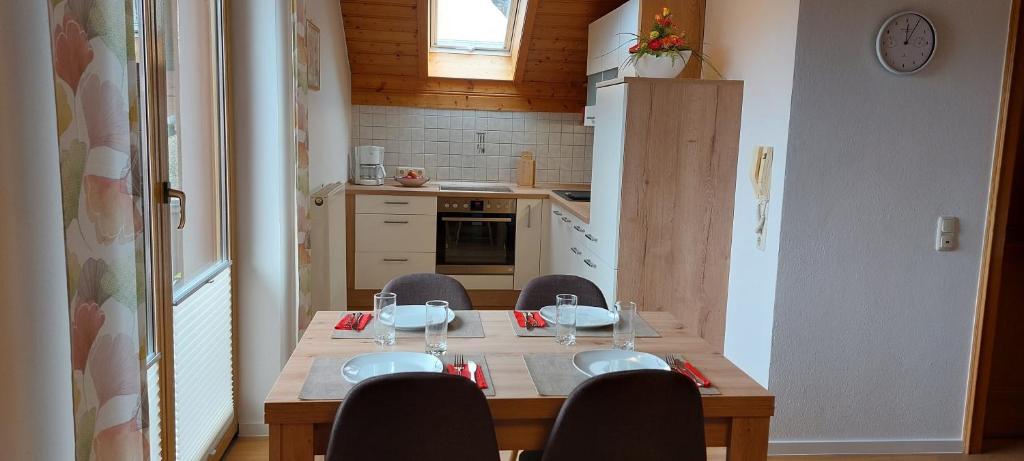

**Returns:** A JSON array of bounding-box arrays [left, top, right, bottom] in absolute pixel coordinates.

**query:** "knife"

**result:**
[[352, 312, 364, 331], [467, 361, 478, 384]]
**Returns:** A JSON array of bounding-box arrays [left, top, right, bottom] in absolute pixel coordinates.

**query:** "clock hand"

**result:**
[[905, 19, 921, 45]]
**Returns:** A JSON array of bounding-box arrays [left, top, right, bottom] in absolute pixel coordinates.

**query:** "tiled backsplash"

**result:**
[[350, 105, 594, 183]]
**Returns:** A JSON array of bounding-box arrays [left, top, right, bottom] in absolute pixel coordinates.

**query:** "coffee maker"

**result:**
[[352, 145, 386, 186]]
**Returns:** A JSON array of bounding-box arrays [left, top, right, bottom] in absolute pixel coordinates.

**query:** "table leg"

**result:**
[[726, 417, 770, 461], [269, 423, 315, 461]]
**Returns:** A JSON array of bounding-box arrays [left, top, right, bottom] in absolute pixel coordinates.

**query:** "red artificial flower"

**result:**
[[649, 39, 663, 50], [628, 43, 641, 53]]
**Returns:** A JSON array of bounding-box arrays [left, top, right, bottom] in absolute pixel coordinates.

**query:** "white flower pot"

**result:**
[[634, 51, 691, 78]]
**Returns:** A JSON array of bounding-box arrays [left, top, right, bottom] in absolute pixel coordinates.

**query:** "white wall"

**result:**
[[770, 0, 1010, 453], [703, 0, 800, 387], [307, 0, 352, 190], [231, 0, 297, 436], [0, 1, 75, 458]]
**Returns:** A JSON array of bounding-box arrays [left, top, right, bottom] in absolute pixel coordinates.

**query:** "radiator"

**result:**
[[173, 268, 234, 460], [311, 182, 348, 311]]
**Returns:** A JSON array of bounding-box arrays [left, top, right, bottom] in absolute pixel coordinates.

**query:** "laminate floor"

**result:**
[[223, 436, 1024, 461]]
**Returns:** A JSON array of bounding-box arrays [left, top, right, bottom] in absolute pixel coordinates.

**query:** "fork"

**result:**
[[453, 354, 466, 376], [524, 312, 535, 331], [666, 354, 704, 387], [350, 312, 363, 331]]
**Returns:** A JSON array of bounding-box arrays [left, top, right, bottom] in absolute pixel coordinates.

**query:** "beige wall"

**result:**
[[307, 0, 353, 190]]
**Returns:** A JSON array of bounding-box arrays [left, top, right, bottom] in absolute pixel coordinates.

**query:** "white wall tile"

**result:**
[[363, 106, 592, 183]]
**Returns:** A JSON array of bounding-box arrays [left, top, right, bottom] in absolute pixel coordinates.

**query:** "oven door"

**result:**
[[437, 214, 516, 275]]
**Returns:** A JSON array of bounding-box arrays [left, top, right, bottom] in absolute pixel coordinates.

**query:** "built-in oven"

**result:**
[[436, 197, 516, 275]]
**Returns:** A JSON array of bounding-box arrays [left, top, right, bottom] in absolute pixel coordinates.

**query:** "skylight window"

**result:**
[[431, 0, 521, 53]]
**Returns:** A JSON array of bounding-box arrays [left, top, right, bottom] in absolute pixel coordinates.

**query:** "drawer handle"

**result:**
[[573, 225, 585, 233], [384, 201, 410, 205], [561, 216, 571, 223], [570, 247, 582, 255], [383, 220, 409, 224], [526, 204, 532, 228], [553, 210, 563, 216], [585, 233, 598, 242], [584, 259, 597, 269], [382, 258, 409, 262]]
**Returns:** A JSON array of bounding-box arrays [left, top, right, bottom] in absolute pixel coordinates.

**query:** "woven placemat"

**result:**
[[508, 311, 660, 338], [523, 353, 720, 396], [299, 354, 496, 400], [332, 311, 485, 339]]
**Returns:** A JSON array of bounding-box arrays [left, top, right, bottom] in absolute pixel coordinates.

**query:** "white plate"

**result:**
[[341, 352, 444, 384], [539, 305, 615, 329], [378, 305, 456, 330], [572, 349, 670, 377]]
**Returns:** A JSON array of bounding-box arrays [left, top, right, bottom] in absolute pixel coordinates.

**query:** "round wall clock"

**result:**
[[876, 11, 937, 75]]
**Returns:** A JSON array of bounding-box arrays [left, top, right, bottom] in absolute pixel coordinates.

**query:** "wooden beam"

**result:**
[[513, 0, 540, 82], [417, 0, 429, 78]]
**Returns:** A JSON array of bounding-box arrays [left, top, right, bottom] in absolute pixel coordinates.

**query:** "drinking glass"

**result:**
[[373, 292, 397, 348], [612, 301, 637, 351], [554, 294, 578, 346], [424, 300, 449, 356]]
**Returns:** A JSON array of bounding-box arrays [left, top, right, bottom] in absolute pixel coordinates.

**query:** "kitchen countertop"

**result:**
[[344, 181, 591, 223]]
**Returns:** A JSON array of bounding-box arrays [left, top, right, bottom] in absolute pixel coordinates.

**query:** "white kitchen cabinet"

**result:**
[[588, 83, 628, 266], [354, 252, 435, 289], [547, 203, 578, 276], [355, 194, 436, 215], [354, 214, 436, 253], [513, 199, 543, 290], [353, 194, 437, 290], [578, 247, 617, 308]]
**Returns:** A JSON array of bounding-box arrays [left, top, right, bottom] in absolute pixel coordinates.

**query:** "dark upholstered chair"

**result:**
[[514, 274, 608, 311], [381, 273, 474, 310], [325, 372, 500, 461], [520, 370, 706, 461]]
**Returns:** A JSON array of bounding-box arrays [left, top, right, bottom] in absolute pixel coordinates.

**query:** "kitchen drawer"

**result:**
[[578, 247, 617, 308], [354, 252, 435, 289], [450, 274, 514, 290], [355, 194, 436, 215], [355, 214, 436, 252]]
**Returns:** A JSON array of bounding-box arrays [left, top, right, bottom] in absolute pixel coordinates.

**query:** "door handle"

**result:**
[[584, 259, 597, 269], [570, 247, 582, 255], [573, 225, 585, 233], [553, 210, 563, 216], [585, 233, 598, 242], [561, 216, 571, 223], [526, 204, 532, 228], [165, 182, 186, 230]]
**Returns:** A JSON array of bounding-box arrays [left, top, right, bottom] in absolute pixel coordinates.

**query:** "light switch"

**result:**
[[936, 216, 958, 252]]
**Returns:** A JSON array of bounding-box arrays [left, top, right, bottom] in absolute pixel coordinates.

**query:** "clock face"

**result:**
[[876, 12, 936, 74]]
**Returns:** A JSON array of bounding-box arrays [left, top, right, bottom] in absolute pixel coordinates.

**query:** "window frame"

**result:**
[[429, 0, 522, 55]]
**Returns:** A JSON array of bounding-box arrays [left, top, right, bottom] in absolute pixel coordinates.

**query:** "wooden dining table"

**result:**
[[264, 310, 774, 460]]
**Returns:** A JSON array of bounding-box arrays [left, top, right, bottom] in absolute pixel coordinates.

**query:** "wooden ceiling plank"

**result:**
[[512, 0, 540, 82]]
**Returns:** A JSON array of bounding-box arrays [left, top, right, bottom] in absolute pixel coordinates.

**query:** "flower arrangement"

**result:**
[[626, 7, 719, 77]]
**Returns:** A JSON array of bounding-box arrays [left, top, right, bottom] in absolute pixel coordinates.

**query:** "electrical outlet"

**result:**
[[936, 216, 958, 251]]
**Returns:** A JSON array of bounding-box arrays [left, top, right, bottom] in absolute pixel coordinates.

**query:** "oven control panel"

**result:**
[[438, 197, 517, 214]]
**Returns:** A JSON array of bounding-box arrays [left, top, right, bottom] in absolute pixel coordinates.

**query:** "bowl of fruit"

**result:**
[[394, 170, 429, 187]]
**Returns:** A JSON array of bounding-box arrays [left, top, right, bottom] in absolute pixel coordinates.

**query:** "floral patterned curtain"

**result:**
[[49, 0, 151, 459], [294, 0, 313, 332]]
